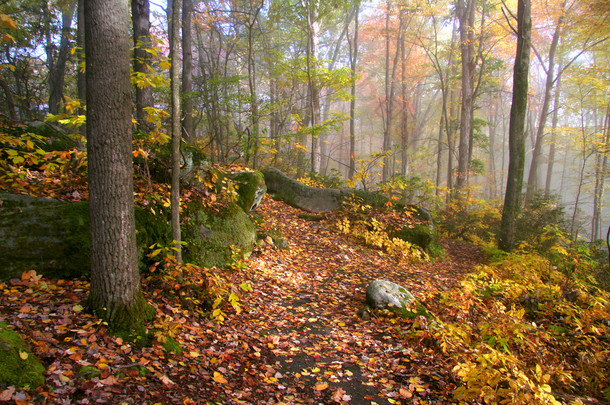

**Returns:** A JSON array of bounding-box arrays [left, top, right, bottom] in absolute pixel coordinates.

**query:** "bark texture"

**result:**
[[498, 0, 532, 252], [85, 0, 147, 329]]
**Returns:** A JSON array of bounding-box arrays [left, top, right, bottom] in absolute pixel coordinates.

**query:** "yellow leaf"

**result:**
[[19, 350, 28, 360], [73, 304, 84, 313], [213, 371, 228, 384]]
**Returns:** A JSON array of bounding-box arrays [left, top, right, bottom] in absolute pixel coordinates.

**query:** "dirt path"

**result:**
[[234, 197, 483, 404]]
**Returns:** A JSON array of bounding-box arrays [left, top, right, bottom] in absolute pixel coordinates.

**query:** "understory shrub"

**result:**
[[423, 253, 609, 404]]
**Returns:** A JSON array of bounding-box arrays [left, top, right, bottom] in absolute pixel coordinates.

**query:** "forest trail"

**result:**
[[0, 196, 485, 404], [231, 196, 484, 404]]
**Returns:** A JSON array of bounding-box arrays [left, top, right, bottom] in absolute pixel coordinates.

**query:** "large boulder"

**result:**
[[389, 206, 436, 252], [0, 322, 46, 388], [0, 192, 90, 280], [0, 192, 173, 279], [262, 167, 344, 212], [182, 200, 256, 268], [366, 279, 418, 311]]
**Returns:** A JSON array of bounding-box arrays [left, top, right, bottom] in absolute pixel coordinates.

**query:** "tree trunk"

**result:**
[[455, 0, 475, 192], [302, 0, 322, 174], [348, 4, 359, 179], [400, 25, 409, 177], [182, 0, 194, 141], [591, 103, 609, 241], [246, 5, 262, 169], [132, 0, 154, 133], [544, 70, 563, 197], [169, 0, 183, 263], [77, 0, 86, 136], [382, 0, 392, 182], [85, 0, 149, 330], [48, 2, 77, 115], [498, 0, 532, 252], [0, 79, 18, 121]]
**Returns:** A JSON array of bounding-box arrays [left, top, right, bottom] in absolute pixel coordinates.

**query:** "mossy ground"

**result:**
[[0, 322, 45, 388]]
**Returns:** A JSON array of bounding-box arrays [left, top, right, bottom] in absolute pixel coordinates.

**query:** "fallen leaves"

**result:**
[[0, 196, 481, 404], [212, 371, 228, 384]]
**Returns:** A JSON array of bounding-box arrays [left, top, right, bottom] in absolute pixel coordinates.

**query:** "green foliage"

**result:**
[[380, 174, 441, 209], [297, 168, 345, 189], [147, 248, 252, 325], [0, 122, 87, 192], [515, 193, 569, 253], [438, 193, 502, 244], [346, 151, 390, 192]]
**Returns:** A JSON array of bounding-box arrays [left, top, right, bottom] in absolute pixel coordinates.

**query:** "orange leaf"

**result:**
[[18, 305, 31, 313], [314, 382, 329, 391], [213, 371, 228, 384]]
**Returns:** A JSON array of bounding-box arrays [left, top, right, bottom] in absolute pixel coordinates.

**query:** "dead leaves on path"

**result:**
[[0, 196, 478, 404]]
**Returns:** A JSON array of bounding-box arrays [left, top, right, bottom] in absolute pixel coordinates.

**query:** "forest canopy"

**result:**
[[0, 0, 608, 242]]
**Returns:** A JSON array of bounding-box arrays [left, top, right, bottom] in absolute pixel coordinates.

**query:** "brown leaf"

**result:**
[[0, 387, 15, 401]]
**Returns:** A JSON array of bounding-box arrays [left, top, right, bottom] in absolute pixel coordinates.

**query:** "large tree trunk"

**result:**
[[169, 0, 183, 263], [455, 0, 475, 192], [498, 0, 532, 252], [132, 0, 154, 133], [85, 0, 149, 330]]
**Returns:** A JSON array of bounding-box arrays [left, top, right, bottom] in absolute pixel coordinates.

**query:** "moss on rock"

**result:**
[[183, 201, 256, 268], [232, 170, 267, 212], [0, 192, 90, 280], [0, 192, 174, 280], [0, 322, 46, 388]]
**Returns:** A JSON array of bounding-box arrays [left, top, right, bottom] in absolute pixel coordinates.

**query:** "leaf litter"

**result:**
[[0, 195, 483, 404]]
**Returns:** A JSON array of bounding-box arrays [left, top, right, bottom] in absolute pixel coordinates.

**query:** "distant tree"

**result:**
[[46, 1, 76, 115], [499, 0, 532, 252], [169, 0, 183, 263], [347, 3, 360, 179], [181, 0, 194, 142], [131, 0, 154, 133], [85, 0, 150, 329]]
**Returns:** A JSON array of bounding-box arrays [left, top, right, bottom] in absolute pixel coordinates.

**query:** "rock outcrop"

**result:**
[[0, 191, 258, 280], [262, 167, 345, 212]]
